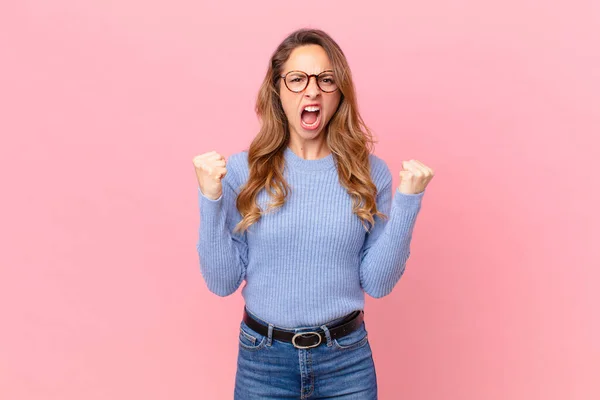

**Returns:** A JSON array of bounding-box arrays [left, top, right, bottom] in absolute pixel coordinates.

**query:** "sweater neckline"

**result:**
[[284, 146, 336, 172]]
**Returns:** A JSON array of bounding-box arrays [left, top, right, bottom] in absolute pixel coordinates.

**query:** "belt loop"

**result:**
[[266, 324, 274, 346], [320, 324, 333, 347]]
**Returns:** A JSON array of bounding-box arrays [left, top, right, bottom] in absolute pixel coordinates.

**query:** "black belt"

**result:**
[[243, 307, 364, 349]]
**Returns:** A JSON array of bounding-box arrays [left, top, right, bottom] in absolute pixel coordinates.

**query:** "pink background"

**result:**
[[1, 1, 599, 399]]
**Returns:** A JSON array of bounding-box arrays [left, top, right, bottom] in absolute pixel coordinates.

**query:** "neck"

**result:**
[[287, 135, 330, 160]]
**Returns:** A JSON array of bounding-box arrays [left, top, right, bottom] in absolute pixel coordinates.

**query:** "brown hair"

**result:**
[[233, 28, 387, 233]]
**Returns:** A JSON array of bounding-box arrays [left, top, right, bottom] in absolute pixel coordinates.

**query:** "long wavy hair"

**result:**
[[233, 28, 388, 234]]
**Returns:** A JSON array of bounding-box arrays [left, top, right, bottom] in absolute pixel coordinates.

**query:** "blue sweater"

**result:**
[[197, 146, 425, 328]]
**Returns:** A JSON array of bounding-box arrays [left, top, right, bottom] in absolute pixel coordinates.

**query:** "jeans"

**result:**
[[234, 307, 378, 399]]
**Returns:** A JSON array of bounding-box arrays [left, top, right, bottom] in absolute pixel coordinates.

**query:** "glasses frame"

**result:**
[[280, 69, 339, 93]]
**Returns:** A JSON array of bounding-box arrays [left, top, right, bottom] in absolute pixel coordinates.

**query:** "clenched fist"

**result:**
[[193, 151, 227, 200], [397, 159, 435, 195]]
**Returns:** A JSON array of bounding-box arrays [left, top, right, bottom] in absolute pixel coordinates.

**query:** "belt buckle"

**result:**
[[291, 331, 322, 349]]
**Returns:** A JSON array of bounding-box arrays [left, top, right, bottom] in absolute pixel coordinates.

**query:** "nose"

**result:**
[[304, 76, 321, 98]]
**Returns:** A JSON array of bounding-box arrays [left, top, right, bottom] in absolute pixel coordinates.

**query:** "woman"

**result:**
[[193, 28, 434, 399]]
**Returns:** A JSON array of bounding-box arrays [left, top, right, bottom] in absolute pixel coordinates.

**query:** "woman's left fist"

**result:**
[[397, 160, 435, 195]]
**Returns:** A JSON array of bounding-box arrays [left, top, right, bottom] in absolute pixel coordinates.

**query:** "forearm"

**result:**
[[197, 188, 247, 296], [359, 189, 424, 298]]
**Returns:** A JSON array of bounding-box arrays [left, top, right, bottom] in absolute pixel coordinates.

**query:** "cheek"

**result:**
[[279, 93, 298, 119], [324, 95, 341, 117]]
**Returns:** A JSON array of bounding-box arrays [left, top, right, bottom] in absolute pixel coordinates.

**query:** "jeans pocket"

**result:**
[[238, 320, 267, 351], [332, 322, 369, 351]]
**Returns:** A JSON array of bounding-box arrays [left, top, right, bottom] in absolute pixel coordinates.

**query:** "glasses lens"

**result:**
[[285, 72, 308, 92], [317, 72, 337, 92], [283, 71, 339, 92]]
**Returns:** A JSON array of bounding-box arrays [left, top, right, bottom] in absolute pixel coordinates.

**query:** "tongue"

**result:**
[[301, 110, 319, 124]]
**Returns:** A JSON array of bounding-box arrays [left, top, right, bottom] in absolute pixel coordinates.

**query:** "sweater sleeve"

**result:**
[[359, 165, 425, 298], [196, 164, 249, 297]]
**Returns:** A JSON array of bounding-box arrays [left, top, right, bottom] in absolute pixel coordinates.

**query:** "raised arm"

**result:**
[[359, 165, 425, 298], [196, 156, 249, 296]]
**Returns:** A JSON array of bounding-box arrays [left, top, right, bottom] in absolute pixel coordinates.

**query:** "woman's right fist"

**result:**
[[193, 151, 227, 200]]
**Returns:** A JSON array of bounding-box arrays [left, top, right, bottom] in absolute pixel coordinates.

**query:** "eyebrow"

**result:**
[[286, 69, 334, 74]]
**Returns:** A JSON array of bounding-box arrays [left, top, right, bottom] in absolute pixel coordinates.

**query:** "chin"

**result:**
[[296, 126, 325, 139]]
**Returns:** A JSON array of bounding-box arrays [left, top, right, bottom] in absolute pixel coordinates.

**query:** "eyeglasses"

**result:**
[[280, 70, 339, 93]]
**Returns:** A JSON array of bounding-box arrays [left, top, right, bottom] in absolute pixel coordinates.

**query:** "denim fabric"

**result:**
[[234, 308, 378, 399]]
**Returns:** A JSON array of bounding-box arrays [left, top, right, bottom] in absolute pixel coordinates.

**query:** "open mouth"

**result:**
[[300, 105, 321, 131]]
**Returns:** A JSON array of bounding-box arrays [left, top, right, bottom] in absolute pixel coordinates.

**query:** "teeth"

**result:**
[[303, 106, 320, 112]]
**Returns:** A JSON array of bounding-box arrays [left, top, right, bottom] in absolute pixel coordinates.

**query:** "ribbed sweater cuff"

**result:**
[[384, 189, 424, 238], [393, 188, 424, 210], [198, 187, 224, 227]]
